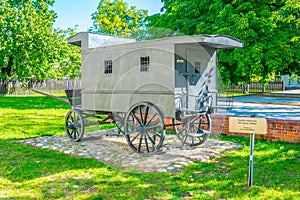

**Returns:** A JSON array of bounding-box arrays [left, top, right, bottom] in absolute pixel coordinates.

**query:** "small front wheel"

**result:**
[[173, 114, 211, 146], [65, 110, 85, 142]]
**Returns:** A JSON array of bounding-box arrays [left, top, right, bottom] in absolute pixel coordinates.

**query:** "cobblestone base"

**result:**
[[19, 129, 242, 173]]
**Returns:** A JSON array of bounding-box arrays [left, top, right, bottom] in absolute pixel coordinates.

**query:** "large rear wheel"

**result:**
[[124, 102, 165, 153]]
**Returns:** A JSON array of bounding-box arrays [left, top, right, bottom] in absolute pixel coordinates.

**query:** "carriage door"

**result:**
[[175, 46, 204, 109], [175, 53, 188, 91], [175, 47, 202, 90]]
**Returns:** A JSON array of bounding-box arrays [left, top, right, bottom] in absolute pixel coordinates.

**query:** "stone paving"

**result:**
[[19, 129, 242, 173]]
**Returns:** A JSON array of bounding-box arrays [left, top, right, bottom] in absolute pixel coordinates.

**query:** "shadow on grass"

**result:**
[[0, 109, 68, 140], [0, 140, 106, 182], [0, 96, 70, 110], [1, 137, 300, 199]]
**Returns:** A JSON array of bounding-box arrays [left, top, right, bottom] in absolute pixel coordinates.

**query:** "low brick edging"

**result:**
[[211, 114, 300, 143]]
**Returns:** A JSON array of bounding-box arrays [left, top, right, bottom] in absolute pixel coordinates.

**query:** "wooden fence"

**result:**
[[0, 79, 81, 95], [225, 81, 284, 94], [1, 79, 285, 96]]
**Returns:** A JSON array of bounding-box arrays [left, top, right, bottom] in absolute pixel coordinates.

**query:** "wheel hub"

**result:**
[[68, 123, 76, 129], [138, 125, 146, 132]]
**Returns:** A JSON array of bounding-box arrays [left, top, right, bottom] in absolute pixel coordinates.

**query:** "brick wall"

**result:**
[[211, 114, 300, 143]]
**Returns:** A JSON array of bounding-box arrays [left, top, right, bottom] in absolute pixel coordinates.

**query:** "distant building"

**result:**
[[281, 75, 300, 89]]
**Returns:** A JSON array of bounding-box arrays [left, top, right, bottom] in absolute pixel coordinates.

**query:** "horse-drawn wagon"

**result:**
[[65, 32, 243, 153]]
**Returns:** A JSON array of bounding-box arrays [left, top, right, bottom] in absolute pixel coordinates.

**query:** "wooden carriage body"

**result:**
[[68, 33, 243, 118]]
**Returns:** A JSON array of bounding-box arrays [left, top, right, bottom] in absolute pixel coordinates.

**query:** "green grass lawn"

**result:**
[[0, 95, 299, 199]]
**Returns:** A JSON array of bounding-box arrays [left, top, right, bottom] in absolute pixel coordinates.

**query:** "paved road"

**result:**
[[219, 94, 300, 120], [232, 96, 300, 105]]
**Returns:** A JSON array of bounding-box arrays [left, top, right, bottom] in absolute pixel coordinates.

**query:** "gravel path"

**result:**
[[19, 129, 242, 173]]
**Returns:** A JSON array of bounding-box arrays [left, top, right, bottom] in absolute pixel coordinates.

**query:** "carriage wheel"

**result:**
[[112, 112, 126, 134], [65, 110, 85, 142], [173, 114, 211, 146], [124, 103, 165, 153]]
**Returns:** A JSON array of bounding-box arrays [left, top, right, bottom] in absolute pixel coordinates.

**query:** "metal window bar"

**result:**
[[140, 56, 150, 72], [104, 60, 112, 74], [195, 62, 201, 73]]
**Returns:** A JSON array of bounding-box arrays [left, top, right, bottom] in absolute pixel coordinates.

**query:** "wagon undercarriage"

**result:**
[[64, 89, 213, 154]]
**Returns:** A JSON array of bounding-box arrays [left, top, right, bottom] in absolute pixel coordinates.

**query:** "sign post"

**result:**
[[248, 133, 255, 187], [229, 117, 267, 187]]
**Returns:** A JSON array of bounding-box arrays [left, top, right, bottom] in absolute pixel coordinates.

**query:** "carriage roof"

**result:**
[[68, 32, 244, 50]]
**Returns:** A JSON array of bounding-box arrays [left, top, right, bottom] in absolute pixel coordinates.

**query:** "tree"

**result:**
[[50, 28, 81, 79], [0, 0, 81, 94], [91, 0, 148, 38], [0, 0, 56, 82], [147, 0, 300, 87]]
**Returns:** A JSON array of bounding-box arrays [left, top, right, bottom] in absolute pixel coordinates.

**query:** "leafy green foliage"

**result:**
[[0, 0, 55, 81], [147, 0, 300, 87], [50, 28, 81, 79], [91, 0, 148, 38], [0, 0, 81, 85]]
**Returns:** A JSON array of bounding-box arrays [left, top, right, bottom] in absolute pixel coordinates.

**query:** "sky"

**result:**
[[51, 0, 163, 31]]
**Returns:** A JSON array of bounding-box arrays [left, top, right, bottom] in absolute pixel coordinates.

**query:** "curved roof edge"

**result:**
[[68, 32, 244, 50], [68, 32, 136, 49]]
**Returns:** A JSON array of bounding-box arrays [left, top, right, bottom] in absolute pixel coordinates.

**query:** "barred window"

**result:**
[[104, 60, 112, 74], [195, 62, 201, 73], [140, 56, 150, 72]]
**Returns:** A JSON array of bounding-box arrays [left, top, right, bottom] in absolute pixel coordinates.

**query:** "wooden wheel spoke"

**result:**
[[182, 123, 188, 130], [139, 106, 144, 125], [67, 117, 73, 124], [145, 132, 156, 146], [190, 116, 199, 124], [144, 135, 150, 152], [126, 121, 139, 129], [130, 132, 141, 144], [138, 134, 143, 152], [130, 111, 142, 125], [73, 129, 78, 139], [69, 114, 74, 122], [144, 124, 161, 131], [70, 129, 74, 138], [149, 119, 160, 126], [143, 105, 149, 125], [145, 113, 157, 126], [191, 137, 195, 145], [75, 122, 81, 129]]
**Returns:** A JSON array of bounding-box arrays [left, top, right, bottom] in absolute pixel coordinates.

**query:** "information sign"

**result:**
[[229, 117, 267, 134]]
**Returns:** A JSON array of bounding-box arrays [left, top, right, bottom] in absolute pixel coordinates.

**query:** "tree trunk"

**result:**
[[0, 79, 8, 95], [0, 56, 13, 95]]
